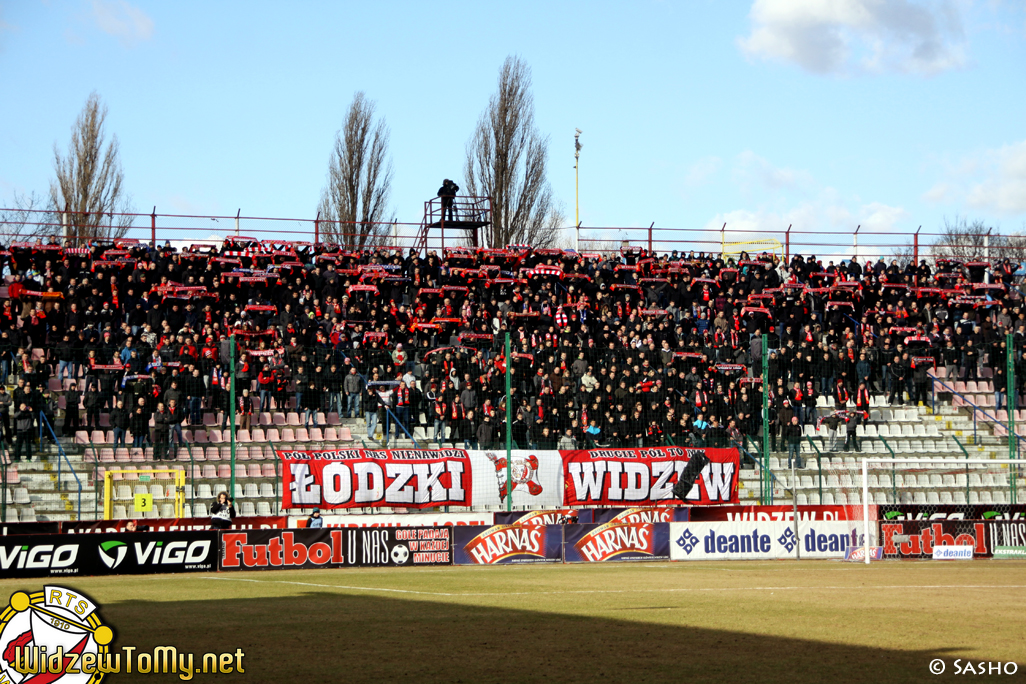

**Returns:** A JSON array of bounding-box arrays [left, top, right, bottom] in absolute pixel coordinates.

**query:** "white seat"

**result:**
[[969, 490, 981, 504], [116, 485, 132, 500], [822, 492, 835, 505], [835, 492, 848, 505], [873, 491, 887, 504], [113, 505, 128, 519], [259, 483, 275, 498], [796, 493, 809, 505], [926, 424, 941, 437], [901, 424, 915, 437], [240, 502, 256, 516], [256, 501, 273, 516], [913, 424, 927, 436], [926, 491, 941, 504], [825, 474, 840, 488], [939, 491, 953, 504], [914, 491, 927, 504], [13, 488, 30, 504], [952, 491, 967, 504], [133, 485, 148, 496], [877, 425, 890, 438], [159, 504, 175, 517], [243, 483, 260, 498], [941, 474, 956, 487], [864, 424, 878, 438], [196, 484, 213, 500], [150, 484, 164, 500], [980, 490, 994, 504]]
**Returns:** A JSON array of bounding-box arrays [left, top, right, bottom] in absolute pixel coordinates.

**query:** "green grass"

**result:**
[[3, 561, 1025, 683]]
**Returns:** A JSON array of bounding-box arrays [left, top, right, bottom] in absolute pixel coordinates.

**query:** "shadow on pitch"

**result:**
[[103, 590, 961, 684]]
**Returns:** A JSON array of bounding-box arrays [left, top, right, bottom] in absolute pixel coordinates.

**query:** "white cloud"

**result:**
[[684, 156, 722, 186], [967, 140, 1026, 214], [733, 150, 813, 191], [91, 0, 153, 47], [922, 181, 955, 203], [700, 196, 909, 263], [922, 140, 1026, 216], [738, 0, 967, 76]]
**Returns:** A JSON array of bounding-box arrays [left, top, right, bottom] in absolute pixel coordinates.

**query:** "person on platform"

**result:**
[[437, 179, 459, 222]]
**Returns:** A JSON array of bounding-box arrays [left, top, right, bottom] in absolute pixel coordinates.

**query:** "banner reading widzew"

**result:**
[[561, 447, 740, 507], [277, 448, 475, 510]]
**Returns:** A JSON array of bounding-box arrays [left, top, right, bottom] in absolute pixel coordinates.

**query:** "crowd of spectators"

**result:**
[[0, 236, 1023, 466]]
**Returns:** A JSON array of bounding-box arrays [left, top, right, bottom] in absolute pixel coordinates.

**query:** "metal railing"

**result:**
[[38, 411, 82, 520]]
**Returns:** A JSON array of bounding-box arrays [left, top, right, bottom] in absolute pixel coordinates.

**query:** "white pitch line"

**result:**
[[199, 577, 1026, 597]]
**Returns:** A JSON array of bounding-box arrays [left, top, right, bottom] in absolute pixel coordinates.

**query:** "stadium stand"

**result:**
[[0, 236, 1023, 520]]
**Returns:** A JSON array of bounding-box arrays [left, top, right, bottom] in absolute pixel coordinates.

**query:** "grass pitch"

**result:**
[[3, 561, 1024, 683]]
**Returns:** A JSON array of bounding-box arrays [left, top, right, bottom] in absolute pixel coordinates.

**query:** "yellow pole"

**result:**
[[103, 471, 112, 520]]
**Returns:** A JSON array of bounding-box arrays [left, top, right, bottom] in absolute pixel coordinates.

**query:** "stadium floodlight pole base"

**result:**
[[861, 457, 1022, 564]]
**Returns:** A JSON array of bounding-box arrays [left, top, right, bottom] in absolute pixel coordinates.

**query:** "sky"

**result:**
[[1, 0, 1025, 260]]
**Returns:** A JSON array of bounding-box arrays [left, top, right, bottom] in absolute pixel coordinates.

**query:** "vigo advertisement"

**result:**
[[878, 504, 1026, 521], [669, 522, 867, 561], [562, 522, 671, 562], [561, 448, 739, 507], [0, 531, 219, 578]]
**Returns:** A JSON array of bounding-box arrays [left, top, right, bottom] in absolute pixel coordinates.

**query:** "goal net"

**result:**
[[837, 457, 1023, 561], [103, 467, 186, 520]]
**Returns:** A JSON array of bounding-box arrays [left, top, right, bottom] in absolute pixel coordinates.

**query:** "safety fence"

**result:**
[[3, 503, 1025, 577], [4, 207, 1026, 264]]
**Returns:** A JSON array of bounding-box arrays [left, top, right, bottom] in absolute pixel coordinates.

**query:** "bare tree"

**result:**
[[464, 56, 565, 249], [889, 242, 915, 269], [0, 191, 49, 244], [49, 92, 134, 241], [317, 92, 394, 248], [932, 216, 1026, 262]]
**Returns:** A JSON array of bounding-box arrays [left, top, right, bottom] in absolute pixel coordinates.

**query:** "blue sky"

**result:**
[[1, 0, 1025, 258]]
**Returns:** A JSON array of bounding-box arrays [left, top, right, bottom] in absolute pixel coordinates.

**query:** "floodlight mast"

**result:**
[[574, 129, 582, 229]]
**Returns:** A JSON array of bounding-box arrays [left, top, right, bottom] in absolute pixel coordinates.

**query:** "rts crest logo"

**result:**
[[484, 452, 543, 502], [0, 586, 114, 683]]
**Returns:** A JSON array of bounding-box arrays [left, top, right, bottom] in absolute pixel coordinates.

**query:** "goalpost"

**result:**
[[103, 468, 186, 520], [859, 457, 1022, 564]]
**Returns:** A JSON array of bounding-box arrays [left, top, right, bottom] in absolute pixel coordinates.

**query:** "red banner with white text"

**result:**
[[561, 447, 740, 507], [278, 448, 472, 510]]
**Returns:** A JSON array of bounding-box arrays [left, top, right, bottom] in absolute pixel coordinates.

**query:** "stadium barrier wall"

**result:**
[[4, 515, 1024, 578], [669, 521, 864, 561], [219, 527, 453, 569], [563, 523, 672, 562], [0, 530, 218, 578]]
